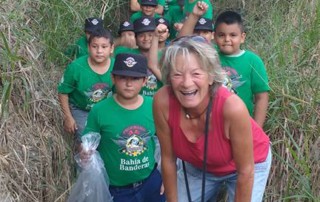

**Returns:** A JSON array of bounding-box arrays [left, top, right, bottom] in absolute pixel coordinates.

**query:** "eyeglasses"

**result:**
[[170, 35, 208, 45]]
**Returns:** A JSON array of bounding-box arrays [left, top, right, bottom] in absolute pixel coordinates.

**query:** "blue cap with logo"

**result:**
[[112, 53, 148, 77]]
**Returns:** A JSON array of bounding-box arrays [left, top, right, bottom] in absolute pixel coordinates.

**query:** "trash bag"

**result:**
[[68, 132, 113, 202]]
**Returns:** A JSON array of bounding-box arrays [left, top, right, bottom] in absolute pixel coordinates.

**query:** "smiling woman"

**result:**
[[153, 38, 272, 202]]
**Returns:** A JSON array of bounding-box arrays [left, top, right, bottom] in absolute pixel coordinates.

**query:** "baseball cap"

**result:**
[[194, 17, 214, 31], [85, 17, 104, 33], [133, 16, 156, 34], [140, 0, 158, 6], [112, 53, 148, 77], [118, 20, 134, 35]]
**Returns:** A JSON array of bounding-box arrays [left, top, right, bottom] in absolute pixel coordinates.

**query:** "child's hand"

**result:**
[[155, 24, 169, 37], [192, 1, 209, 17], [174, 22, 183, 31], [63, 116, 77, 134]]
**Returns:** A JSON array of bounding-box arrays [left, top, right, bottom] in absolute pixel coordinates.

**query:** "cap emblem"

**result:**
[[124, 57, 137, 68], [91, 19, 99, 25], [123, 21, 130, 27], [199, 18, 207, 25], [141, 18, 151, 26], [159, 18, 165, 23]]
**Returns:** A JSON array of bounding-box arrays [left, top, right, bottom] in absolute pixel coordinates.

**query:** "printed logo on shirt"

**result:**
[[223, 66, 245, 89], [117, 125, 151, 157], [117, 125, 152, 171], [143, 70, 158, 91], [85, 83, 111, 110]]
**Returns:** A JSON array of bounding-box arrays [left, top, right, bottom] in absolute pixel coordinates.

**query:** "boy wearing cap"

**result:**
[[82, 53, 165, 202], [155, 17, 170, 48], [179, 2, 214, 42], [58, 29, 114, 148], [130, 0, 162, 23], [114, 20, 137, 49], [65, 17, 104, 60], [114, 16, 162, 98]]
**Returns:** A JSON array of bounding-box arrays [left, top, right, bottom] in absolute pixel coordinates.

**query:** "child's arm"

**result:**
[[58, 93, 77, 134], [178, 1, 208, 37], [253, 92, 269, 128], [130, 0, 141, 12], [147, 24, 166, 81]]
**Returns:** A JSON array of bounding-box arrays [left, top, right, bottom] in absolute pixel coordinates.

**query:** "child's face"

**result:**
[[112, 75, 146, 100], [214, 23, 246, 55], [158, 27, 170, 43], [88, 37, 114, 64], [141, 5, 156, 16], [194, 30, 213, 43], [121, 31, 136, 47], [136, 31, 154, 51]]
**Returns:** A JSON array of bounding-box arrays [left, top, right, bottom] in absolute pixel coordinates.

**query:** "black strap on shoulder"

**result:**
[[182, 95, 213, 202]]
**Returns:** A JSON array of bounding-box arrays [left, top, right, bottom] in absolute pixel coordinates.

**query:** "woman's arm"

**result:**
[[58, 93, 77, 134], [224, 94, 254, 202], [153, 88, 178, 202]]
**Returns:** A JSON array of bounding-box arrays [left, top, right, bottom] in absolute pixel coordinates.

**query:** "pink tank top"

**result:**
[[168, 86, 270, 176]]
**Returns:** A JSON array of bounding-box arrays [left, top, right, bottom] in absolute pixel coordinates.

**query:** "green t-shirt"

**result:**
[[219, 50, 270, 115], [113, 46, 163, 97], [83, 96, 156, 186], [130, 11, 161, 23], [164, 6, 185, 40], [64, 35, 89, 60], [57, 55, 114, 110], [184, 0, 213, 19]]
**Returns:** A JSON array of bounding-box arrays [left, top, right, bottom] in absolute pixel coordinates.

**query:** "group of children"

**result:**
[[58, 0, 270, 201]]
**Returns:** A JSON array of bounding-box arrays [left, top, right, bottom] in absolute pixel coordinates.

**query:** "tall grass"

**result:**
[[0, 0, 319, 201]]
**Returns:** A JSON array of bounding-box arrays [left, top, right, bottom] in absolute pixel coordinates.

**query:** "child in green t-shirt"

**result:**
[[178, 1, 213, 43], [82, 53, 165, 201], [114, 16, 163, 97], [214, 11, 270, 127], [64, 17, 104, 61], [58, 29, 114, 144], [130, 0, 162, 23]]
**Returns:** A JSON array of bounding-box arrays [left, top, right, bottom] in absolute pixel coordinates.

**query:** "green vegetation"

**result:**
[[0, 0, 319, 201]]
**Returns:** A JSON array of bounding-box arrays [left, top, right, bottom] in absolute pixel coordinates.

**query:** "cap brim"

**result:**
[[112, 70, 147, 77], [194, 26, 213, 31], [134, 27, 155, 34], [141, 3, 157, 6]]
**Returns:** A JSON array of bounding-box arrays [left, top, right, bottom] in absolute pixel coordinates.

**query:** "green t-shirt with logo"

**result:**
[[113, 46, 163, 97], [83, 96, 156, 186], [57, 55, 114, 110], [219, 50, 270, 116], [64, 35, 89, 60], [184, 0, 213, 19]]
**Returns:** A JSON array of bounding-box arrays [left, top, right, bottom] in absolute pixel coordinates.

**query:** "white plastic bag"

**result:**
[[68, 132, 113, 202]]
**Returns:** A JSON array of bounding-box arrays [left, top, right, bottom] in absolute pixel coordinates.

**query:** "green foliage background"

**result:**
[[0, 0, 319, 201]]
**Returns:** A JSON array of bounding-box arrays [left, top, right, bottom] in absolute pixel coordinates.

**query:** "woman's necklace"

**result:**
[[183, 106, 208, 120]]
